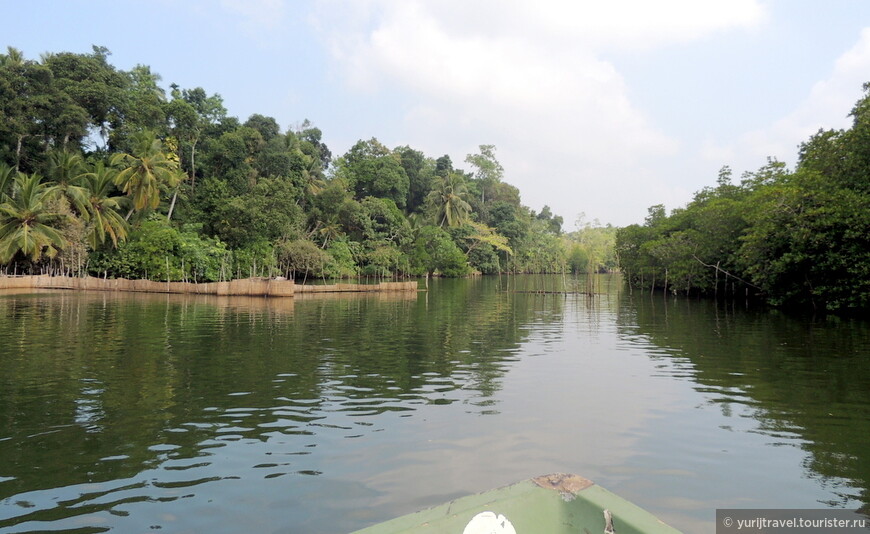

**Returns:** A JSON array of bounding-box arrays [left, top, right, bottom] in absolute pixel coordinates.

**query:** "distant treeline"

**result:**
[[0, 45, 616, 281], [616, 84, 870, 313]]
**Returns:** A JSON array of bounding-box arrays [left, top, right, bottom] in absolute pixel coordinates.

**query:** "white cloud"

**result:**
[[421, 0, 767, 51], [312, 0, 767, 225], [704, 27, 870, 174]]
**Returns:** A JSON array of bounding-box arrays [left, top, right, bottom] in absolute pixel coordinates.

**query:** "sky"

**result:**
[[5, 0, 870, 227]]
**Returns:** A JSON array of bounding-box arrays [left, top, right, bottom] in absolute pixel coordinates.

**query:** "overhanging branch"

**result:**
[[692, 255, 762, 290]]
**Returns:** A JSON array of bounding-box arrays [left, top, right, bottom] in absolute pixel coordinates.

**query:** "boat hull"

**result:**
[[351, 474, 682, 534]]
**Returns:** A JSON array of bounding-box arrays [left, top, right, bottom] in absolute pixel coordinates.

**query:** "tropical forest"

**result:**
[[2, 45, 869, 314], [4, 19, 870, 534], [0, 46, 619, 284], [616, 84, 870, 314]]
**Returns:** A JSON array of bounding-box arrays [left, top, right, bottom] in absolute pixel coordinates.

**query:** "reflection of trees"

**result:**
[[0, 278, 550, 527], [617, 295, 870, 507]]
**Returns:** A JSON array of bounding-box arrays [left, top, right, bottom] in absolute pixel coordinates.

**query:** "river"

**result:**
[[1, 275, 869, 533]]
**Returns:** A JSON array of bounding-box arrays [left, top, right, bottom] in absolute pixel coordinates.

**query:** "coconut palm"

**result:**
[[46, 150, 89, 216], [79, 162, 129, 248], [301, 153, 326, 196], [110, 130, 182, 220], [0, 46, 25, 68], [314, 216, 343, 248], [0, 163, 15, 199], [0, 173, 68, 263], [426, 172, 472, 228]]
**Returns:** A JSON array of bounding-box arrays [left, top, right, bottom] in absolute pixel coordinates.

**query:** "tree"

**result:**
[[358, 196, 409, 244], [0, 48, 88, 171], [0, 173, 67, 263], [426, 172, 472, 228], [167, 85, 228, 195], [211, 178, 303, 248], [46, 150, 88, 216], [166, 96, 200, 188], [570, 221, 618, 273], [200, 128, 259, 196], [395, 145, 433, 214], [110, 65, 167, 150], [308, 179, 351, 241], [79, 162, 129, 248], [487, 201, 528, 245], [111, 130, 183, 220], [42, 46, 126, 148], [739, 168, 870, 311], [567, 244, 589, 274], [435, 154, 453, 177], [462, 221, 513, 257], [0, 46, 24, 68], [406, 225, 469, 277], [314, 215, 342, 248], [644, 204, 666, 227], [244, 114, 280, 142], [301, 153, 326, 196], [465, 144, 504, 204], [536, 205, 564, 235], [0, 163, 14, 198], [276, 238, 331, 281], [90, 216, 228, 281], [297, 121, 332, 169], [340, 138, 410, 209]]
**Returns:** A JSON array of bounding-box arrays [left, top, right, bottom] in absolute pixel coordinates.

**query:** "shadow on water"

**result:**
[[2, 277, 870, 533], [0, 281, 546, 532], [618, 292, 870, 510]]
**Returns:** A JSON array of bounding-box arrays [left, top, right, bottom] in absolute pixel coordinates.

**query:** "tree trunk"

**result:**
[[15, 135, 24, 173], [663, 268, 668, 297], [190, 137, 198, 194], [715, 261, 719, 298], [167, 188, 179, 221]]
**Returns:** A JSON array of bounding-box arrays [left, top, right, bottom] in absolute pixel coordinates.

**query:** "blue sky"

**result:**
[[6, 0, 870, 226]]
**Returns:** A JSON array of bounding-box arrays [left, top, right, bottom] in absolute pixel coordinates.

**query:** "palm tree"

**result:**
[[301, 153, 326, 196], [47, 150, 89, 216], [0, 173, 68, 263], [79, 162, 129, 248], [0, 163, 15, 199], [0, 46, 25, 68], [295, 153, 326, 212], [314, 216, 343, 248], [426, 172, 472, 228], [110, 130, 182, 220]]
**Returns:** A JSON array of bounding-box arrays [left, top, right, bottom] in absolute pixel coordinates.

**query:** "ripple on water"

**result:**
[[2, 278, 870, 533], [99, 455, 130, 462]]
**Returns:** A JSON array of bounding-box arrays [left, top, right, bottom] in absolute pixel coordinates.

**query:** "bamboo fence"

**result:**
[[0, 276, 417, 297]]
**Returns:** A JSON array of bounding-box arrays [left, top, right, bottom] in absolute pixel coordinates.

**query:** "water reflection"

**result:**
[[618, 294, 870, 511], [0, 282, 537, 532], [1, 278, 870, 533]]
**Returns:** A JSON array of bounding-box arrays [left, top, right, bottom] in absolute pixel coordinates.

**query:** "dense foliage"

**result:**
[[0, 46, 609, 280], [616, 85, 870, 313]]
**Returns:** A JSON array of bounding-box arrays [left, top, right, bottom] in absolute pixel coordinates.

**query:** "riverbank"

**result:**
[[0, 275, 417, 297]]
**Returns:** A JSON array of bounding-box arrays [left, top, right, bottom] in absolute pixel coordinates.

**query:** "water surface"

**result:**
[[1, 276, 869, 533]]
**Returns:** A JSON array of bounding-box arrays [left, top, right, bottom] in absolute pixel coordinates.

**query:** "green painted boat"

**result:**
[[351, 474, 683, 534]]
